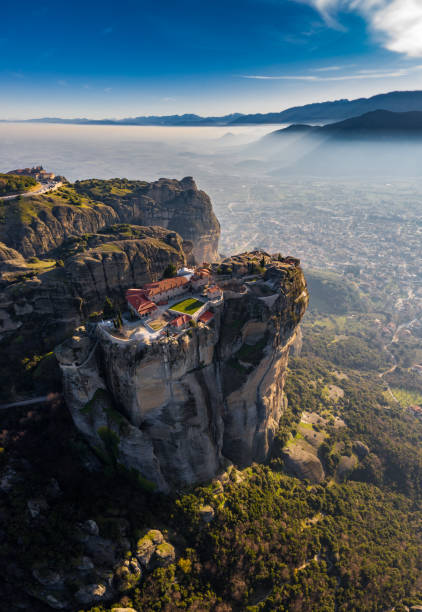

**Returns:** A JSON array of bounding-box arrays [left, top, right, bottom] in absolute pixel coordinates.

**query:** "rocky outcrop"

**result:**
[[0, 177, 219, 262], [0, 241, 27, 272], [75, 177, 220, 263], [24, 521, 174, 610], [282, 446, 325, 484], [0, 226, 186, 346], [0, 196, 118, 259], [56, 253, 308, 492]]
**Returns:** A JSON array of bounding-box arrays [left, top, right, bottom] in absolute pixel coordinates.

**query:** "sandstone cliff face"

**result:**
[[0, 227, 187, 400], [0, 177, 219, 262], [0, 241, 27, 272], [75, 177, 220, 263], [56, 254, 308, 492], [1, 196, 118, 258]]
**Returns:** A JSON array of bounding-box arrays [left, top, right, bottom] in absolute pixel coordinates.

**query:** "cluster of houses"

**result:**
[[125, 266, 223, 334], [8, 165, 56, 181]]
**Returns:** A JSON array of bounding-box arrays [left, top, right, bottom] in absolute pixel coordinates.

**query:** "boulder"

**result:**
[[336, 455, 358, 482], [114, 557, 142, 592], [75, 583, 107, 605], [152, 542, 176, 568], [283, 447, 325, 484], [32, 567, 64, 588], [84, 535, 117, 565], [136, 529, 164, 567], [199, 504, 215, 523], [353, 440, 370, 460]]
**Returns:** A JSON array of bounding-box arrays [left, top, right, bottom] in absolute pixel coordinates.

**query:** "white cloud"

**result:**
[[298, 0, 422, 57], [314, 65, 343, 71], [242, 65, 422, 81]]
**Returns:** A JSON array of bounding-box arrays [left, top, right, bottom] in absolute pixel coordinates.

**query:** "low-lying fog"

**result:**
[[1, 122, 421, 264], [0, 123, 276, 183]]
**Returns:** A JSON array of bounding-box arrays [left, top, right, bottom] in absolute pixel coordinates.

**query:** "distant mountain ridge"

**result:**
[[3, 90, 422, 126], [231, 90, 422, 124], [256, 109, 422, 178], [270, 110, 422, 138], [6, 113, 244, 127]]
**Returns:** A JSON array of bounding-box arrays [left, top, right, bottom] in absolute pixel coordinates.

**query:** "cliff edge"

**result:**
[[0, 177, 219, 263], [56, 252, 308, 492]]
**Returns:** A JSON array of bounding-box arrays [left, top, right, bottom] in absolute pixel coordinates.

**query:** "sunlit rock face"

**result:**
[[56, 253, 308, 492], [125, 177, 221, 264], [73, 176, 220, 264], [0, 177, 219, 263]]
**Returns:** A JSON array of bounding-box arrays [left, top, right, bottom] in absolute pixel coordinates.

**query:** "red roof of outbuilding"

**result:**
[[199, 310, 214, 324], [172, 314, 191, 328], [207, 285, 221, 294]]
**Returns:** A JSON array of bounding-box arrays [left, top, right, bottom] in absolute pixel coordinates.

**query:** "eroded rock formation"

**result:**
[[0, 176, 219, 263], [75, 176, 220, 264], [56, 253, 308, 492]]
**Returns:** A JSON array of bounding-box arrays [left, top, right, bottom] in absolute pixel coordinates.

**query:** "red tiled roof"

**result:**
[[143, 276, 189, 297], [126, 290, 157, 315], [207, 285, 221, 294], [192, 268, 211, 280], [172, 314, 191, 328], [199, 310, 214, 324]]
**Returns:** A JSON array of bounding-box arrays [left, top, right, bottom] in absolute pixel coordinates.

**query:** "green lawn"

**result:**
[[169, 298, 204, 315]]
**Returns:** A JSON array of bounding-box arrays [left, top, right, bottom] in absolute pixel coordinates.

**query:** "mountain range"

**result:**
[[5, 90, 422, 126], [244, 109, 422, 178], [269, 109, 422, 138], [232, 90, 422, 124], [5, 113, 244, 127]]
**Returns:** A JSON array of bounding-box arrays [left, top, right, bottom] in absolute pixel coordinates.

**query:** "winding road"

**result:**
[[379, 318, 419, 404], [0, 181, 62, 201]]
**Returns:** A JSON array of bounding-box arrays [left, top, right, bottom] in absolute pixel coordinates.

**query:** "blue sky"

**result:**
[[1, 0, 422, 118]]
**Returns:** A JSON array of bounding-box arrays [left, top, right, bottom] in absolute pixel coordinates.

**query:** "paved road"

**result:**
[[0, 181, 63, 201]]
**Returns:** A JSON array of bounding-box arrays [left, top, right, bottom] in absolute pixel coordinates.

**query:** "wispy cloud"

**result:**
[[314, 64, 354, 71], [242, 65, 422, 81], [297, 0, 422, 57]]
